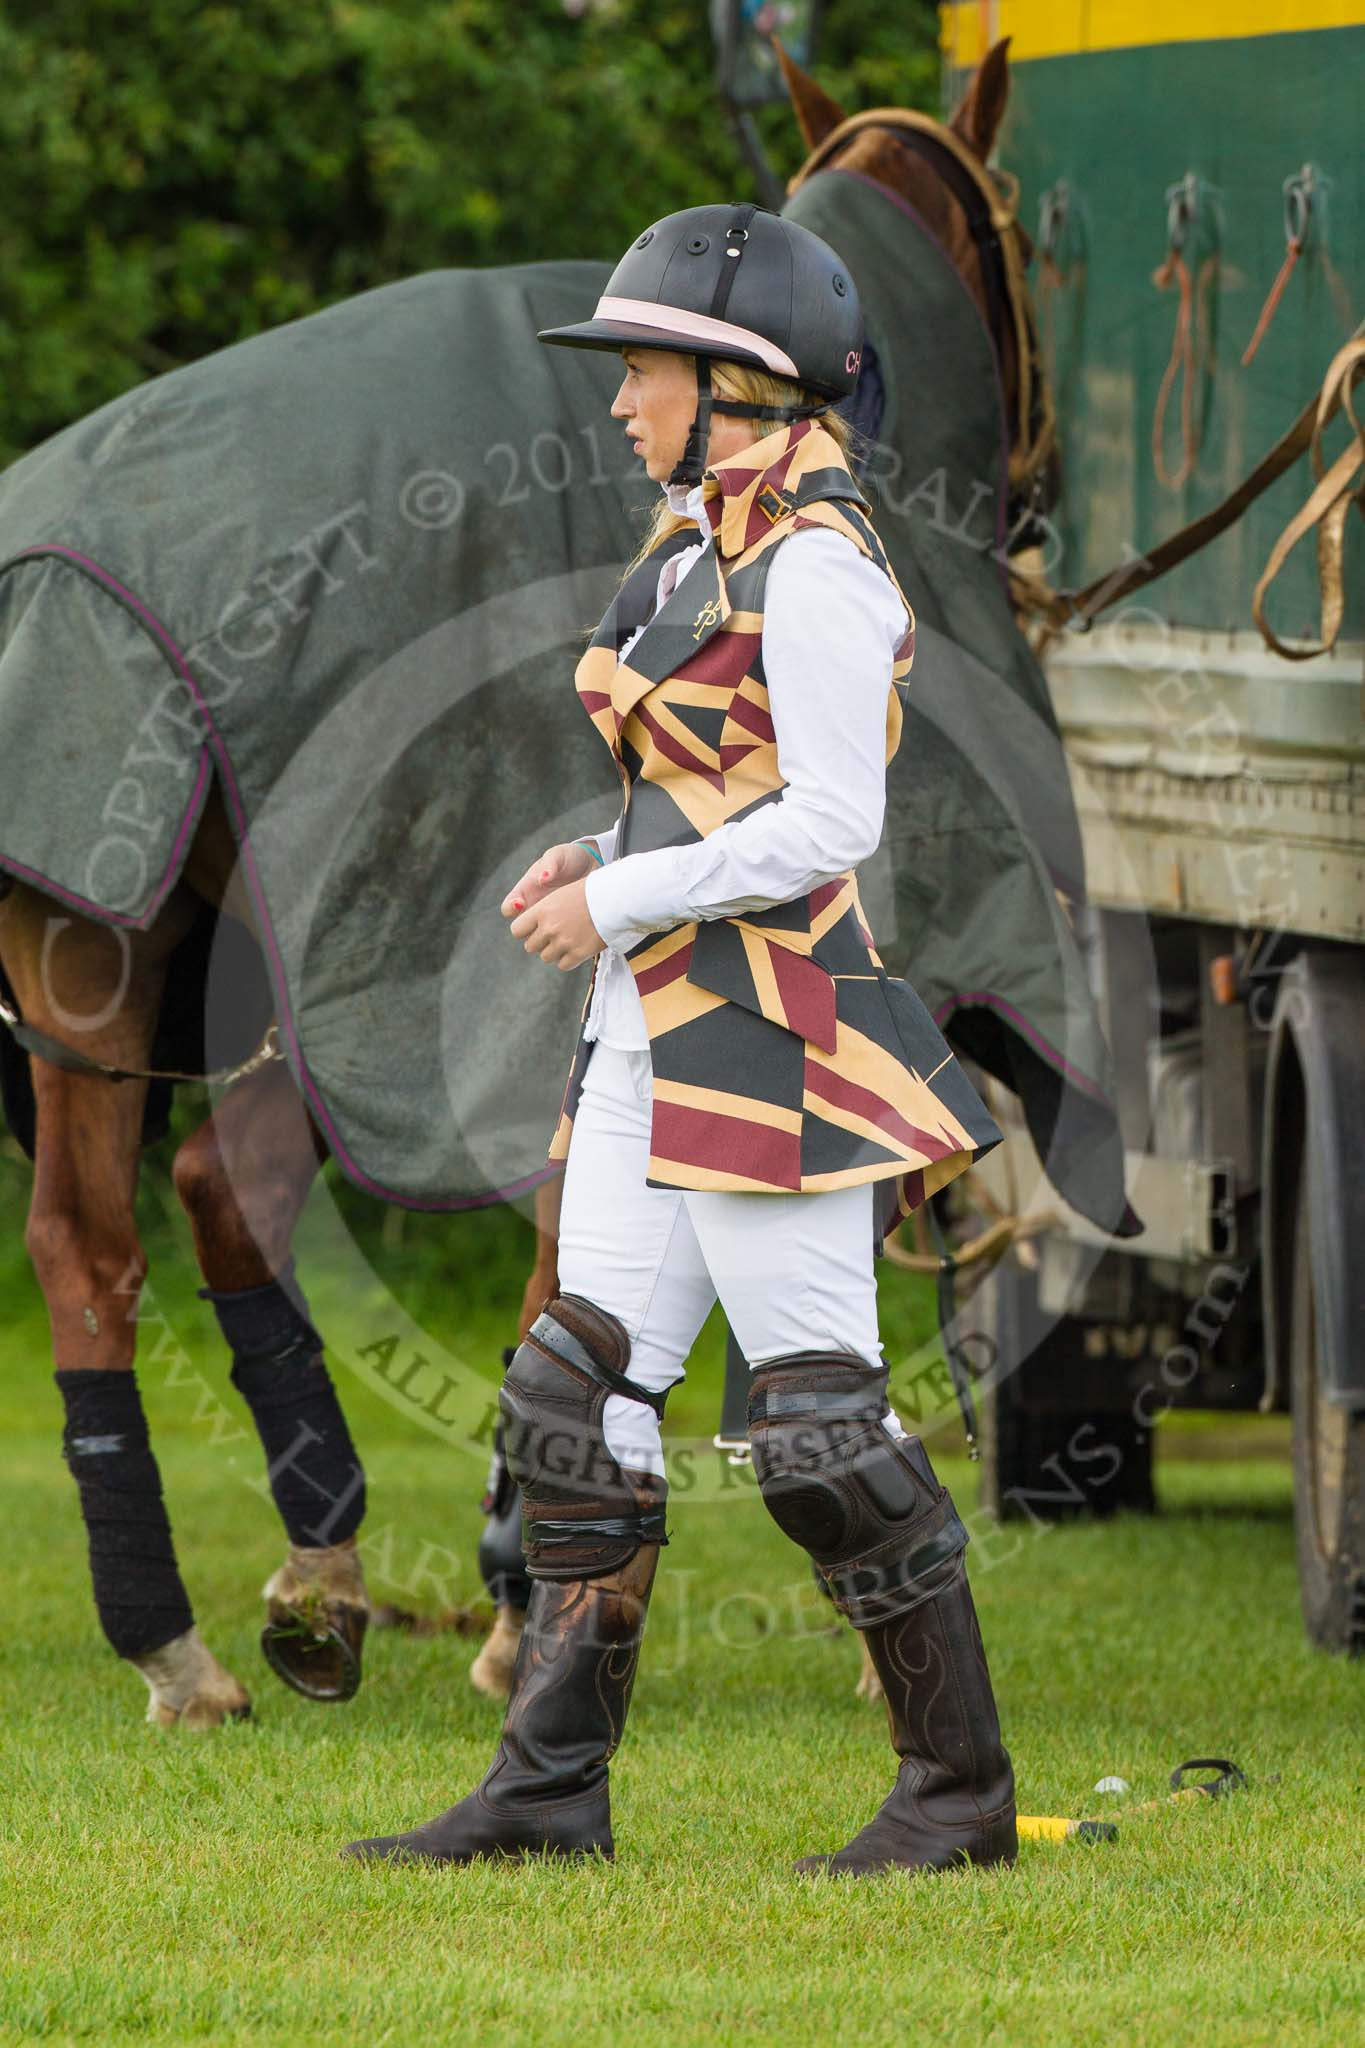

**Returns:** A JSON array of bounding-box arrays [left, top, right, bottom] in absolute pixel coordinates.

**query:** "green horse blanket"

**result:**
[[0, 174, 1137, 1238]]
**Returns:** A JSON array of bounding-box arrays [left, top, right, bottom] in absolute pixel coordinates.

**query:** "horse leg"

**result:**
[[516, 1174, 561, 1337], [469, 1173, 562, 1701], [0, 881, 249, 1728], [172, 1064, 368, 1702]]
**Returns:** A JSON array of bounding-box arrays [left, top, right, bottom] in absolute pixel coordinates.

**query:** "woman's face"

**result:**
[[610, 348, 704, 483]]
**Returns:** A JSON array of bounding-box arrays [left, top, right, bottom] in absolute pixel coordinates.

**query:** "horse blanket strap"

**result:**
[[525, 1509, 670, 1553], [527, 1309, 667, 1419], [0, 988, 283, 1090]]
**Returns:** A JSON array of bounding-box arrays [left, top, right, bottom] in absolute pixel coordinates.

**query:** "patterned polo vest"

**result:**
[[549, 420, 1001, 1232]]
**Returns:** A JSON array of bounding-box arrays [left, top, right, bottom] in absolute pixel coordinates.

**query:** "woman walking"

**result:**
[[345, 204, 1016, 1879]]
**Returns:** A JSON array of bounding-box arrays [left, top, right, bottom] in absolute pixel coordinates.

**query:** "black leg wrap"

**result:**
[[479, 1391, 532, 1610], [747, 1352, 969, 1630], [202, 1263, 366, 1547], [498, 1293, 668, 1581], [56, 1370, 195, 1659]]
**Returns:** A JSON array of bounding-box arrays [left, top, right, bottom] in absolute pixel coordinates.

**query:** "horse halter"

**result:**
[[787, 106, 1058, 544]]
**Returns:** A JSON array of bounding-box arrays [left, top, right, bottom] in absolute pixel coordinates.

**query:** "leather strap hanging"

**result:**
[[1011, 319, 1365, 651], [1252, 333, 1365, 660]]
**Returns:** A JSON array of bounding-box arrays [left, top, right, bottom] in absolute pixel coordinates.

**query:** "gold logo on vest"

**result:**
[[692, 597, 722, 640]]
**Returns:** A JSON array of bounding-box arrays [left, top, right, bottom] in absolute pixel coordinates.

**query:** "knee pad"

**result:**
[[747, 1352, 968, 1630], [498, 1293, 668, 1582]]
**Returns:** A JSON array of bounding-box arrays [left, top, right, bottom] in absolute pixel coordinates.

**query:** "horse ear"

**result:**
[[773, 39, 847, 153], [949, 35, 1012, 162]]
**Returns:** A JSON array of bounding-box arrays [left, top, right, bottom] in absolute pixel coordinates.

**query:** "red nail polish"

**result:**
[[513, 898, 524, 911]]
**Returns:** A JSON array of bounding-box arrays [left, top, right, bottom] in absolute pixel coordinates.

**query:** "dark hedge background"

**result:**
[[0, 0, 938, 461]]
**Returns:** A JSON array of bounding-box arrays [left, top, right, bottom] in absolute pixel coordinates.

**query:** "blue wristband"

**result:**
[[574, 837, 605, 867]]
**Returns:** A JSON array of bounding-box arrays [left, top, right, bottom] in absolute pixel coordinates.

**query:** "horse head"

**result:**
[[775, 36, 1058, 547]]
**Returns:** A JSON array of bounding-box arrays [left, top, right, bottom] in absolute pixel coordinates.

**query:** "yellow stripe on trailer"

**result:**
[[940, 0, 1364, 66]]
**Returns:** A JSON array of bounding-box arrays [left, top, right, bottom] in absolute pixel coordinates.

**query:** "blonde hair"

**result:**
[[623, 358, 863, 578]]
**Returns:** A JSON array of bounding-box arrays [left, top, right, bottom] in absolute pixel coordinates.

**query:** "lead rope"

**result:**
[[0, 988, 284, 1090]]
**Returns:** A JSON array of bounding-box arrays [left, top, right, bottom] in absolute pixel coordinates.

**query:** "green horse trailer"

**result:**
[[939, 1, 1365, 1652]]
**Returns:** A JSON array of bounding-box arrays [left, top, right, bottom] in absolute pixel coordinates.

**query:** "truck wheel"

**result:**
[[1289, 1147, 1365, 1655], [977, 1254, 1155, 1522]]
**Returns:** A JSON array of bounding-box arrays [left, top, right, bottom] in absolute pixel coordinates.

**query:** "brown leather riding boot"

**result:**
[[745, 1349, 1016, 1881], [344, 1293, 669, 1867], [796, 1552, 1017, 1879], [342, 1542, 659, 1866]]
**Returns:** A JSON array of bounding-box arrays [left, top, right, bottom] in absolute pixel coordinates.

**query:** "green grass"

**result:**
[[1, 1159, 1362, 2046]]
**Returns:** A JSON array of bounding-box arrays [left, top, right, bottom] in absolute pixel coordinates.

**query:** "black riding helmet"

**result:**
[[537, 202, 865, 487]]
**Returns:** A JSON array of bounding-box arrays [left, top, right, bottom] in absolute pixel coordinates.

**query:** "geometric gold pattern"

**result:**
[[550, 422, 1001, 1234]]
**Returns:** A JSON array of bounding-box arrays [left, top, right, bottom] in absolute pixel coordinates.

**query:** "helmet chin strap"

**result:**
[[667, 354, 716, 490], [667, 354, 832, 491]]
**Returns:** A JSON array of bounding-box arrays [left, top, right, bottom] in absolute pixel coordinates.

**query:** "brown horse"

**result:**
[[1, 36, 1070, 1727]]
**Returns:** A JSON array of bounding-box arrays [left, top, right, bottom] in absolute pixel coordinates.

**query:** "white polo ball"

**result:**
[[1093, 1775, 1131, 1796]]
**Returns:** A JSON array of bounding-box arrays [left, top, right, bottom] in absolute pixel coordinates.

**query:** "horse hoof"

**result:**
[[260, 1603, 367, 1702], [261, 1541, 369, 1703], [134, 1625, 253, 1730], [469, 1604, 526, 1701]]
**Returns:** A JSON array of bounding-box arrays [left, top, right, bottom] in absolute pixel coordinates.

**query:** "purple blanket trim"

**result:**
[[821, 169, 1013, 580], [1, 542, 554, 1212], [935, 988, 1109, 1104], [0, 782, 209, 932]]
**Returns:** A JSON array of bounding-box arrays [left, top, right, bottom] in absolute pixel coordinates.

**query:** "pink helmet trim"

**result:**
[[595, 296, 801, 380]]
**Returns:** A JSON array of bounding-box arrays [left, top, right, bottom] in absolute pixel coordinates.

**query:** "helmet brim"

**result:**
[[536, 318, 774, 378]]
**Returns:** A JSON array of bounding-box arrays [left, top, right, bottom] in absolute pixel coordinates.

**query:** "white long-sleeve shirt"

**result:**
[[582, 476, 909, 1050]]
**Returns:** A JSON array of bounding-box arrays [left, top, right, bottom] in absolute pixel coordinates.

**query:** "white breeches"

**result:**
[[556, 1043, 906, 1474]]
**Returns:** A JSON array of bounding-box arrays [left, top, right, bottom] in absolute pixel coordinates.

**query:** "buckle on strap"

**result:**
[[756, 482, 794, 523], [528, 1311, 667, 1419]]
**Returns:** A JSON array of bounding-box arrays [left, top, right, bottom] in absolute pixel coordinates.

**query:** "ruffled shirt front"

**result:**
[[582, 474, 909, 1050]]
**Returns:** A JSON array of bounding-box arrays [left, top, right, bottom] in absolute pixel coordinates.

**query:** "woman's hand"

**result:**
[[509, 877, 605, 971], [500, 839, 596, 920], [501, 840, 606, 969]]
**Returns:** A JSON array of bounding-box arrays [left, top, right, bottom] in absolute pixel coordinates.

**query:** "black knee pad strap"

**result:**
[[56, 1370, 195, 1659], [499, 1293, 668, 1582], [748, 1352, 968, 1630], [202, 1265, 366, 1547], [479, 1397, 532, 1610]]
